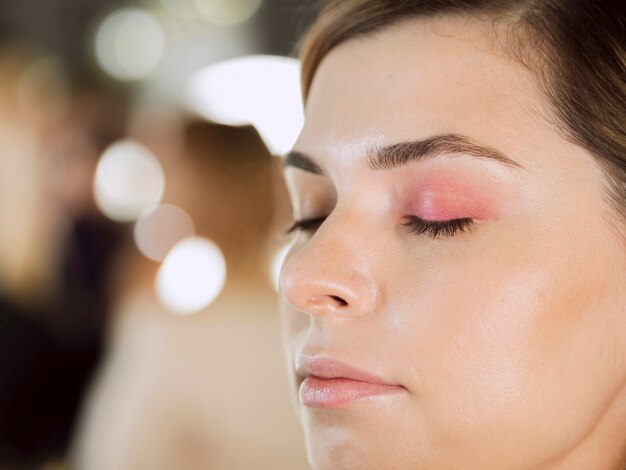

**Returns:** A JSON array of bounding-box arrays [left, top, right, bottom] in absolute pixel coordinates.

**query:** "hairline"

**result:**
[[300, 9, 533, 103]]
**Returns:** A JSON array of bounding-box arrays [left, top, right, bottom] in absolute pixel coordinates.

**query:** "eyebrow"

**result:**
[[282, 133, 523, 175]]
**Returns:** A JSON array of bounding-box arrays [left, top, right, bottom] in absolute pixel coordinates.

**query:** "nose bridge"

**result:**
[[280, 211, 379, 318]]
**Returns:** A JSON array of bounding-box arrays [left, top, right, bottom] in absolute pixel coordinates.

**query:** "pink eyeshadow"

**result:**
[[406, 177, 496, 221]]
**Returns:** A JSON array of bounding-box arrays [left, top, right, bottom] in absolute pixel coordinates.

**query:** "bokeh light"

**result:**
[[195, 0, 262, 26], [133, 204, 195, 262], [95, 8, 165, 81], [155, 237, 227, 315], [185, 55, 303, 155], [270, 244, 291, 292], [94, 140, 165, 222]]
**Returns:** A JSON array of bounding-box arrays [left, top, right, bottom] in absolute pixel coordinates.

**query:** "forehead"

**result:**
[[298, 16, 548, 161]]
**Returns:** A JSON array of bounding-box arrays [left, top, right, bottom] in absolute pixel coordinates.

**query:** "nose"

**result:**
[[280, 231, 378, 319]]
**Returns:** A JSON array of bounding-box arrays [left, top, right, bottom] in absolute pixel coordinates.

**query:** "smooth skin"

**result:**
[[280, 16, 626, 470]]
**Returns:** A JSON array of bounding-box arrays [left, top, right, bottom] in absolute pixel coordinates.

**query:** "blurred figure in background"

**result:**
[[72, 118, 307, 469], [0, 45, 126, 469]]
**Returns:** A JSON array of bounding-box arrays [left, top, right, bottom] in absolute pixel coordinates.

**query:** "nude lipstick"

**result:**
[[297, 356, 407, 408]]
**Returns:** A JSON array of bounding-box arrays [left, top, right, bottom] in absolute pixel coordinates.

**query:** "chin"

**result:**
[[300, 403, 422, 470], [304, 424, 373, 470]]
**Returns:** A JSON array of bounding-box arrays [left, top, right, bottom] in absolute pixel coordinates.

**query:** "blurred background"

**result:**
[[0, 0, 320, 468]]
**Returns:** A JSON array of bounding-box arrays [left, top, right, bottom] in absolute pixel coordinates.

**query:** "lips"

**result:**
[[296, 356, 407, 408]]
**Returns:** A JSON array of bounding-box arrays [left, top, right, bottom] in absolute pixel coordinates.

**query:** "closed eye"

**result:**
[[286, 215, 476, 239], [285, 217, 326, 235], [402, 216, 476, 239]]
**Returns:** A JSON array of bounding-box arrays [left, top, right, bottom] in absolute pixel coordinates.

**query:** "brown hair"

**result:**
[[299, 0, 626, 225]]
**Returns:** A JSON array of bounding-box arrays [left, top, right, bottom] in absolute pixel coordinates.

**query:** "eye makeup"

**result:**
[[285, 160, 513, 239], [404, 173, 501, 222]]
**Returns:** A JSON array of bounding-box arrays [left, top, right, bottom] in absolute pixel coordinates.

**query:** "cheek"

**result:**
[[385, 221, 623, 464], [388, 259, 542, 409]]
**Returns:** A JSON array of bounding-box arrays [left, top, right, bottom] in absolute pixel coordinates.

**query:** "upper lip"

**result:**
[[296, 355, 400, 386]]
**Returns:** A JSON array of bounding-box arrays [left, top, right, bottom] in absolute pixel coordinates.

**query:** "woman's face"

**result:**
[[279, 17, 626, 470]]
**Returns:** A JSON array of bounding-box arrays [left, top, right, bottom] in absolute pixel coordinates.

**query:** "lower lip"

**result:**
[[300, 377, 406, 408]]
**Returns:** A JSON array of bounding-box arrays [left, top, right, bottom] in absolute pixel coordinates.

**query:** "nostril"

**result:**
[[330, 295, 348, 307], [306, 294, 351, 310]]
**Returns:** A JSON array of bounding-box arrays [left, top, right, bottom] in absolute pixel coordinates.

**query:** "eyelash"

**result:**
[[286, 215, 476, 239], [401, 216, 475, 238], [286, 217, 325, 235]]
